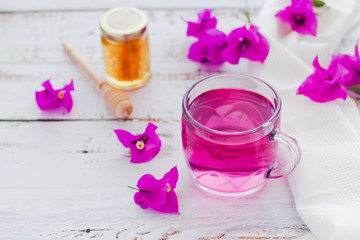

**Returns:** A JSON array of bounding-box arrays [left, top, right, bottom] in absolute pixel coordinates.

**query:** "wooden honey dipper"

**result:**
[[63, 42, 133, 118]]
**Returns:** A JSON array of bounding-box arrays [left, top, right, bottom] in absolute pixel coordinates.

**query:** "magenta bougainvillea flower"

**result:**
[[114, 123, 161, 163], [187, 9, 217, 38], [297, 56, 350, 102], [331, 43, 360, 87], [35, 79, 74, 112], [188, 41, 209, 63], [221, 25, 269, 64], [188, 29, 227, 64], [134, 166, 179, 214], [186, 9, 270, 64], [275, 0, 317, 36]]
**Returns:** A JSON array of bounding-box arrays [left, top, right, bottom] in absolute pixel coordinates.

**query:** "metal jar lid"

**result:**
[[100, 7, 147, 41]]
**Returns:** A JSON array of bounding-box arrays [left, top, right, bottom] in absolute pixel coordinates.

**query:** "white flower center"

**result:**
[[136, 140, 145, 150]]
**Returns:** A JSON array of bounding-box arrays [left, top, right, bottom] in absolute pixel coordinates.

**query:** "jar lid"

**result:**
[[100, 7, 147, 41]]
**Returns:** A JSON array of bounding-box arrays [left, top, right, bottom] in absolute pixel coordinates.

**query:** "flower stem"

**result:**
[[348, 90, 360, 99], [128, 186, 156, 193], [347, 86, 360, 105], [348, 85, 360, 95], [244, 0, 252, 25], [128, 186, 140, 191]]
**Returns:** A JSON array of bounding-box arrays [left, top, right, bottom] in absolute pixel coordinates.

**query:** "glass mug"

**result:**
[[181, 74, 301, 196]]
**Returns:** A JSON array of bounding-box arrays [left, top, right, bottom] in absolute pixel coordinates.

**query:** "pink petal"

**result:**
[[202, 28, 227, 46], [331, 45, 360, 87], [332, 63, 351, 86], [134, 174, 167, 209], [188, 41, 210, 63], [35, 91, 56, 110], [244, 26, 269, 63], [133, 167, 179, 214], [137, 174, 165, 192], [130, 145, 149, 163], [198, 9, 213, 20], [134, 191, 165, 209], [145, 122, 158, 133], [188, 30, 227, 64], [35, 79, 74, 112], [129, 138, 161, 163], [317, 81, 348, 102], [207, 46, 226, 64], [161, 166, 179, 190], [114, 129, 136, 148], [203, 29, 227, 64], [42, 79, 54, 91], [222, 25, 269, 64], [275, 0, 317, 36], [297, 57, 349, 103], [187, 22, 204, 37], [186, 9, 217, 38], [227, 26, 246, 43], [145, 123, 161, 145], [143, 141, 161, 159], [152, 191, 180, 214], [221, 44, 242, 64], [298, 72, 323, 90], [355, 43, 360, 60], [298, 80, 347, 102], [114, 123, 161, 163], [61, 92, 74, 112], [305, 13, 317, 36], [142, 122, 162, 162], [312, 56, 326, 73], [64, 79, 75, 92]]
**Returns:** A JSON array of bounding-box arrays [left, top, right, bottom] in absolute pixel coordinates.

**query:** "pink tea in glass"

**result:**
[[181, 74, 300, 196]]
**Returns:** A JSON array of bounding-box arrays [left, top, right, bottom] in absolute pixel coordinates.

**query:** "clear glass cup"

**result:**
[[181, 74, 301, 196]]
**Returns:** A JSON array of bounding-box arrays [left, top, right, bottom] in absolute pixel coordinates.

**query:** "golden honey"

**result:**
[[100, 7, 150, 90]]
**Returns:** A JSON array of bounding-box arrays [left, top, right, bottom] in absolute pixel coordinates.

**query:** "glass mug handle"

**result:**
[[266, 129, 301, 179]]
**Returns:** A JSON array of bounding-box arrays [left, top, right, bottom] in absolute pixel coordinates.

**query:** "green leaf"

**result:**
[[348, 85, 360, 95], [312, 0, 326, 7], [241, 9, 252, 25]]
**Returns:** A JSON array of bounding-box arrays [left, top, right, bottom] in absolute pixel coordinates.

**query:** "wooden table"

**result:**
[[2, 1, 358, 239]]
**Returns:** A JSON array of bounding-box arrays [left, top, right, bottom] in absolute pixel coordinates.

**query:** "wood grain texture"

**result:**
[[0, 10, 253, 121], [0, 9, 358, 65], [5, 2, 353, 239], [0, 120, 307, 239], [0, 10, 253, 64], [0, 0, 266, 12]]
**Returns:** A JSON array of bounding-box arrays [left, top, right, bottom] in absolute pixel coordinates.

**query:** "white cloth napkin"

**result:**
[[250, 1, 360, 239], [256, 0, 360, 66]]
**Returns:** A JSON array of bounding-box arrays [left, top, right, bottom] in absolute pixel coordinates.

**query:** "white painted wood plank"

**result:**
[[0, 9, 276, 121], [0, 61, 248, 120], [0, 120, 309, 239], [0, 9, 358, 65], [0, 10, 253, 64], [0, 0, 266, 12], [0, 9, 251, 120], [6, 2, 359, 239]]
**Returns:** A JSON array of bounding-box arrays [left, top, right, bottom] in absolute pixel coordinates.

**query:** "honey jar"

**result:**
[[100, 7, 150, 90]]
